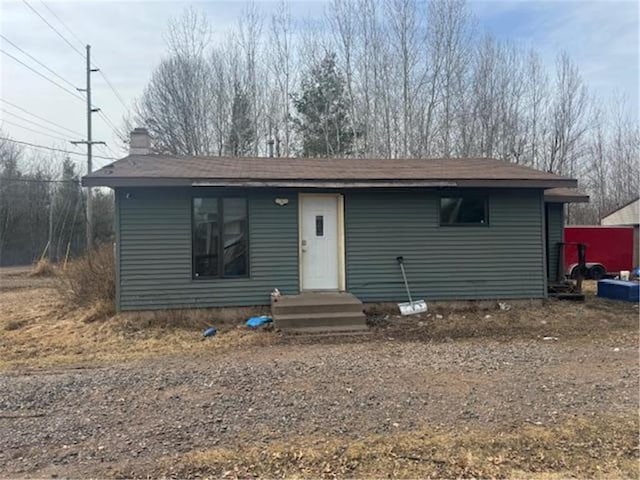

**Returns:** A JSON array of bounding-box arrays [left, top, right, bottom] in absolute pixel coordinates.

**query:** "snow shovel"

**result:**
[[396, 256, 427, 316]]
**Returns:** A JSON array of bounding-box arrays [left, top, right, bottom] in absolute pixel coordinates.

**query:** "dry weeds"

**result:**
[[1, 270, 637, 371], [165, 413, 639, 479], [56, 243, 116, 315], [0, 282, 277, 370], [29, 259, 56, 277]]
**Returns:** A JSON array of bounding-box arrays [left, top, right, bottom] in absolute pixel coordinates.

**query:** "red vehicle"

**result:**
[[564, 226, 635, 279]]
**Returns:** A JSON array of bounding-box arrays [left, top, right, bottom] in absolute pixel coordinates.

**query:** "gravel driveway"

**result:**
[[1, 335, 637, 478]]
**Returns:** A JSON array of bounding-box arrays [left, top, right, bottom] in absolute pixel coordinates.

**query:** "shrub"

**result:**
[[57, 243, 116, 316], [30, 258, 56, 277]]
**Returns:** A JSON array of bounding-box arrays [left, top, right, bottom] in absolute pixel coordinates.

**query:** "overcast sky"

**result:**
[[1, 0, 638, 173]]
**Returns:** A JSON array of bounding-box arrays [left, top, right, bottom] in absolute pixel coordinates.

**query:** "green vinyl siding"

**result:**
[[116, 187, 298, 310], [345, 189, 546, 301], [546, 203, 565, 282], [116, 187, 547, 311]]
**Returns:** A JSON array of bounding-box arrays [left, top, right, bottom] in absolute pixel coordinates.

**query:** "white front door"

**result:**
[[300, 194, 341, 291]]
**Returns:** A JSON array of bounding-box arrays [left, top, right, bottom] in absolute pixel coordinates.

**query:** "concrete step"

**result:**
[[272, 300, 364, 316], [283, 324, 371, 336], [274, 311, 366, 330]]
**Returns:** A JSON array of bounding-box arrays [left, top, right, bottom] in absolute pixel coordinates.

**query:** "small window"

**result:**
[[440, 195, 488, 225], [315, 215, 324, 236], [193, 197, 248, 278]]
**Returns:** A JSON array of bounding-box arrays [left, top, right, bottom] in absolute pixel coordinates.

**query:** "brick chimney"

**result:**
[[129, 127, 151, 155]]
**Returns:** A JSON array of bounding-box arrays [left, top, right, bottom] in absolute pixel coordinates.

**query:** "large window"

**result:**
[[440, 195, 488, 225], [192, 197, 248, 278]]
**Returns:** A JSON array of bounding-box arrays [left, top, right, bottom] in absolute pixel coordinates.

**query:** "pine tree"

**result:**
[[227, 83, 255, 156], [293, 52, 354, 157], [0, 141, 22, 264]]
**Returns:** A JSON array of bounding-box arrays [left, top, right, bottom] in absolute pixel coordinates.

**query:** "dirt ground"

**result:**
[[0, 267, 638, 478]]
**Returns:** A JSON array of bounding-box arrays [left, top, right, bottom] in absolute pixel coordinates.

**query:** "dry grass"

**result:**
[[165, 413, 639, 479], [0, 282, 277, 370], [117, 305, 269, 332], [29, 258, 56, 277], [1, 270, 637, 371], [56, 243, 116, 317]]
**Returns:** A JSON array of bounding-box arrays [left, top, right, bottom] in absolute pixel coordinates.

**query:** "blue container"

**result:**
[[203, 327, 217, 337], [597, 280, 640, 302]]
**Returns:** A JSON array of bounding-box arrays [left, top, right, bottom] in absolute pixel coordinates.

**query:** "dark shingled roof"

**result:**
[[83, 154, 577, 189]]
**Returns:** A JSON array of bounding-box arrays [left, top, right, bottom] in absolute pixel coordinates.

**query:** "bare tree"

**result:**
[[164, 6, 212, 58], [546, 52, 589, 175], [584, 101, 609, 219], [386, 0, 422, 157], [237, 3, 263, 155], [136, 8, 216, 155], [268, 0, 296, 156], [126, 0, 636, 228], [430, 0, 473, 157], [328, 0, 359, 155], [523, 50, 550, 168]]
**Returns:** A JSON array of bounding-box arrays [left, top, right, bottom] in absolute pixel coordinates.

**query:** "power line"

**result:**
[[1, 109, 81, 139], [39, 0, 85, 50], [0, 99, 83, 137], [0, 137, 116, 160], [0, 50, 118, 139], [19, 0, 122, 182], [21, 0, 84, 59], [2, 47, 118, 137], [39, 1, 129, 110], [0, 49, 85, 102], [97, 110, 119, 134], [99, 142, 121, 158], [98, 71, 128, 110], [1, 119, 74, 143], [0, 34, 79, 90]]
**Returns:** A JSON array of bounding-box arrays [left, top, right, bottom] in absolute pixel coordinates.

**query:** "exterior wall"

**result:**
[[116, 187, 299, 310], [345, 189, 547, 302], [545, 203, 564, 282], [116, 187, 547, 310], [601, 199, 639, 226]]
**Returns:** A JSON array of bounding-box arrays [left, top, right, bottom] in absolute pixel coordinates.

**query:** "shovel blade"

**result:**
[[398, 300, 428, 316]]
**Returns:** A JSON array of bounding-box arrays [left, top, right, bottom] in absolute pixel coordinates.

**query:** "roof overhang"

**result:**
[[82, 176, 578, 189], [544, 187, 589, 203]]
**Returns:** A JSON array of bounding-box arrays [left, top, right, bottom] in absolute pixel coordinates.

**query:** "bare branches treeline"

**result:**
[[2, 0, 637, 266], [133, 0, 638, 224]]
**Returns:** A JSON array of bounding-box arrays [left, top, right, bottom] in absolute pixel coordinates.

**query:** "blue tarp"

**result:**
[[246, 316, 273, 328]]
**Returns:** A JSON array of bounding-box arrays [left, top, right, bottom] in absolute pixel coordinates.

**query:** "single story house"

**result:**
[[83, 129, 585, 316]]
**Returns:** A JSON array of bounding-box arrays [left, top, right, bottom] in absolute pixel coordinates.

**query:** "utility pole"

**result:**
[[71, 45, 104, 250]]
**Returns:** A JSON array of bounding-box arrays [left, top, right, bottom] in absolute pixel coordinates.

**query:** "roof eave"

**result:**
[[544, 194, 590, 203], [82, 176, 577, 189]]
